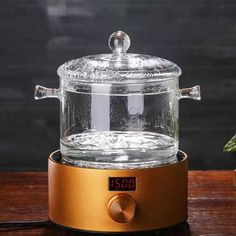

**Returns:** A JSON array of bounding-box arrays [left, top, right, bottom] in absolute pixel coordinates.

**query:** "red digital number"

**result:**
[[115, 179, 120, 188], [128, 179, 135, 189], [110, 179, 114, 188], [121, 179, 128, 189], [110, 177, 135, 191]]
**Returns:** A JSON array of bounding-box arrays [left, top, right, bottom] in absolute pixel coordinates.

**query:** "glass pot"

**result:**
[[35, 31, 201, 169]]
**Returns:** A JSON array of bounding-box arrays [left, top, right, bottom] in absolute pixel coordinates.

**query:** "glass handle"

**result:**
[[34, 85, 59, 100], [179, 85, 201, 100]]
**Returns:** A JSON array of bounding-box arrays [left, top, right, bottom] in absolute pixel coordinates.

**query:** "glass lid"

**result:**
[[57, 31, 181, 84]]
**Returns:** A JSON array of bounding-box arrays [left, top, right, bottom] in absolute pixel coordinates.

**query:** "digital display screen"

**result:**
[[109, 177, 136, 191]]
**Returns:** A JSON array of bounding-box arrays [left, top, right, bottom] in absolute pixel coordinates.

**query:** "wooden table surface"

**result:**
[[0, 171, 235, 236]]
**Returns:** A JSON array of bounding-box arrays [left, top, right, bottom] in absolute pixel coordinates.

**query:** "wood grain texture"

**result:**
[[0, 171, 235, 235], [0, 0, 236, 170]]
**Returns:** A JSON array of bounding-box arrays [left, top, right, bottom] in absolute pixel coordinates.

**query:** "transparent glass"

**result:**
[[34, 31, 201, 169], [59, 78, 180, 169], [35, 81, 200, 169]]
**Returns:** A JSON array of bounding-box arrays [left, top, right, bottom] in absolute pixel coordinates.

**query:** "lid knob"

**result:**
[[108, 31, 131, 54]]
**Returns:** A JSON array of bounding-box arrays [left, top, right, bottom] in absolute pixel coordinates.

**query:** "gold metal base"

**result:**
[[48, 150, 188, 233]]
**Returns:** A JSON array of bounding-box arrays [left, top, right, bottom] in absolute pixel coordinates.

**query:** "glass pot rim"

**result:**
[[59, 77, 180, 96]]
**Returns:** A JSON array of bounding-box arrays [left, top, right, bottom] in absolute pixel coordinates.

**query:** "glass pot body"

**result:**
[[35, 77, 200, 169]]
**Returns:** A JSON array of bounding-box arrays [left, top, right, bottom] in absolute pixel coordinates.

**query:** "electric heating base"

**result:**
[[48, 150, 188, 233]]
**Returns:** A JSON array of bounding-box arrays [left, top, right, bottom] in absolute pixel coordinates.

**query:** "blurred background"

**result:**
[[0, 0, 236, 171]]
